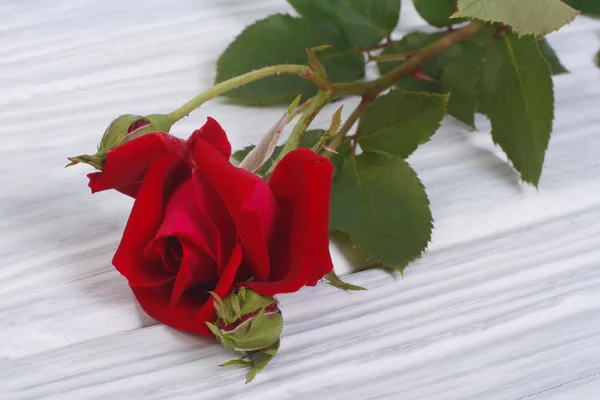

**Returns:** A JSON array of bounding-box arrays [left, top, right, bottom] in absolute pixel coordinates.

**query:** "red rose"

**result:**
[[89, 118, 334, 336]]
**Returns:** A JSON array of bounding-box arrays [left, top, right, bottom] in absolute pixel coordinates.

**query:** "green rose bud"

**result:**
[[206, 288, 283, 383], [66, 113, 174, 170]]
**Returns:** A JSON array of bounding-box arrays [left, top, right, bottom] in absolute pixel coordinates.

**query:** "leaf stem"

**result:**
[[358, 36, 399, 52], [167, 64, 314, 123], [368, 52, 412, 63]]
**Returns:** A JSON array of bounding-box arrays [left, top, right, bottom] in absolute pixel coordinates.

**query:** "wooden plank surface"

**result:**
[[1, 1, 599, 398]]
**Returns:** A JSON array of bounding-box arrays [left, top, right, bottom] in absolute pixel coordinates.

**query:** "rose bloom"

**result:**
[[88, 118, 334, 336]]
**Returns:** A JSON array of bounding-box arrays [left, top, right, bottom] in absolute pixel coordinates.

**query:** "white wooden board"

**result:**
[[1, 1, 600, 398]]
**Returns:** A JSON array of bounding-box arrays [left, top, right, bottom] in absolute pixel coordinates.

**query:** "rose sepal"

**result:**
[[206, 288, 283, 383], [66, 113, 175, 169]]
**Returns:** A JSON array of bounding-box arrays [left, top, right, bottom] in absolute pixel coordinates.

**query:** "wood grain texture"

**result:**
[[1, 0, 600, 399]]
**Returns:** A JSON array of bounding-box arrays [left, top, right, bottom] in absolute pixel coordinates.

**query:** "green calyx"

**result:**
[[206, 288, 284, 383], [66, 113, 174, 170], [210, 286, 277, 325]]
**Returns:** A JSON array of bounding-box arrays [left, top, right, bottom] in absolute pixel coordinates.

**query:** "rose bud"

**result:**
[[66, 113, 174, 170], [206, 288, 283, 383], [206, 288, 283, 352]]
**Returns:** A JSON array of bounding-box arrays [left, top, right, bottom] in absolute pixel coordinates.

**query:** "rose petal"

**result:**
[[88, 132, 186, 198], [112, 156, 190, 286], [130, 241, 243, 336], [170, 238, 218, 306], [192, 172, 236, 273], [192, 241, 243, 335], [153, 281, 176, 304], [151, 176, 217, 260], [193, 137, 277, 282], [149, 237, 181, 274], [185, 117, 231, 160], [244, 148, 334, 296], [88, 173, 140, 198]]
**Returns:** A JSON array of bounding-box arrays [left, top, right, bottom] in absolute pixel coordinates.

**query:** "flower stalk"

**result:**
[[69, 23, 484, 173], [167, 64, 314, 123]]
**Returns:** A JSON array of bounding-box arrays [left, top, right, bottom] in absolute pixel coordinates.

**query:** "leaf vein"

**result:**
[[350, 153, 390, 260], [504, 35, 532, 126], [360, 108, 427, 139]]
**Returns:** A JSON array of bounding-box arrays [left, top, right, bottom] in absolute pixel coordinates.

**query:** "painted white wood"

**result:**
[[1, 0, 599, 398]]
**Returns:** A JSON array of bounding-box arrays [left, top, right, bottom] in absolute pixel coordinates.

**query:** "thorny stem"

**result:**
[[358, 36, 399, 52], [171, 23, 484, 166], [319, 23, 485, 159], [334, 22, 484, 97], [167, 64, 313, 123]]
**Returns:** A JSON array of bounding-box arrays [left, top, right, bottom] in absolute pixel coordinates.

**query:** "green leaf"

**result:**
[[397, 76, 440, 93], [452, 0, 579, 37], [538, 39, 568, 75], [357, 89, 448, 158], [324, 271, 367, 291], [299, 129, 327, 148], [233, 129, 350, 175], [378, 33, 438, 74], [377, 32, 463, 93], [330, 152, 433, 267], [216, 14, 364, 104], [288, 0, 401, 48], [441, 43, 485, 127], [477, 33, 554, 186], [564, 0, 600, 17], [413, 0, 463, 28], [232, 145, 256, 162], [595, 48, 600, 68]]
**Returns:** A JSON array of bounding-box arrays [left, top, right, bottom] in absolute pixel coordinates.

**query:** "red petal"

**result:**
[[130, 241, 243, 336], [88, 132, 186, 198], [170, 238, 218, 306], [193, 137, 276, 282], [151, 177, 217, 260], [244, 148, 334, 296], [112, 156, 190, 286], [192, 172, 236, 274], [186, 117, 231, 160], [127, 119, 151, 133], [150, 237, 182, 274]]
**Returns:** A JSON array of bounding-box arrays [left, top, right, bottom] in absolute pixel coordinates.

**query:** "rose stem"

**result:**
[[265, 89, 334, 176], [324, 96, 374, 158], [166, 64, 314, 123], [334, 22, 484, 97]]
